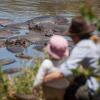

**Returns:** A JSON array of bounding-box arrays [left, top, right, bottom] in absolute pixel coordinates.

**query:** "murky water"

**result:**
[[0, 0, 85, 22], [0, 0, 99, 74]]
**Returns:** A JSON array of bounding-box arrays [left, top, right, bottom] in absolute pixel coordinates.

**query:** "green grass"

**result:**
[[0, 58, 43, 100], [80, 3, 100, 31]]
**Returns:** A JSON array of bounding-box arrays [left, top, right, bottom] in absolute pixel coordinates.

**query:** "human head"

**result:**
[[69, 16, 95, 35], [45, 35, 69, 60], [65, 16, 96, 43]]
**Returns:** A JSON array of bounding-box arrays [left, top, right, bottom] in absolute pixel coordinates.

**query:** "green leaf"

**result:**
[[80, 4, 97, 23]]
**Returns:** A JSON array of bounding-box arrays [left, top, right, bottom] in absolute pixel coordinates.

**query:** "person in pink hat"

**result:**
[[33, 35, 69, 100]]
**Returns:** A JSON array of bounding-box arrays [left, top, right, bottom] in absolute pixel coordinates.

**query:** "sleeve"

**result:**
[[34, 60, 51, 87], [60, 45, 90, 76]]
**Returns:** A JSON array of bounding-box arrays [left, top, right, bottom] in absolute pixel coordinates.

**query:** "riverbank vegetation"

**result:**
[[0, 58, 43, 100], [0, 61, 100, 100]]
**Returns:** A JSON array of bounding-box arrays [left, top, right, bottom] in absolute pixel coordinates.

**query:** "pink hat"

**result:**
[[46, 35, 69, 59]]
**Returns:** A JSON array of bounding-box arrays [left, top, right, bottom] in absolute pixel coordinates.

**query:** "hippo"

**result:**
[[52, 16, 69, 25], [28, 15, 69, 27], [0, 40, 6, 48], [0, 15, 70, 37], [24, 34, 49, 43], [0, 15, 70, 36], [33, 37, 49, 51], [27, 15, 70, 36], [0, 19, 22, 31], [0, 29, 14, 48], [1, 15, 72, 53], [0, 29, 14, 39], [5, 35, 31, 53], [28, 15, 70, 30], [1, 22, 29, 32], [5, 34, 49, 53], [0, 58, 15, 66], [0, 18, 13, 26], [0, 16, 52, 32], [28, 22, 69, 36], [22, 34, 49, 51]]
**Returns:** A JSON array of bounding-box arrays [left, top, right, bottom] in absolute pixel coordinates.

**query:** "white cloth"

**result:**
[[97, 43, 100, 57], [34, 59, 69, 89], [87, 77, 99, 91], [60, 39, 100, 91]]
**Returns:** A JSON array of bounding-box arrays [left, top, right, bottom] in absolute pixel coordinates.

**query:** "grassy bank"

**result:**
[[0, 58, 43, 100]]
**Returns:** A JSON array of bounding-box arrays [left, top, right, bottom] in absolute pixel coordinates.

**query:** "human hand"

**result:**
[[44, 71, 64, 83]]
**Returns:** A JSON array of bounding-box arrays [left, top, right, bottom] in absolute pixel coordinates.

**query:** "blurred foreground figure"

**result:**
[[44, 16, 100, 100], [33, 35, 69, 100]]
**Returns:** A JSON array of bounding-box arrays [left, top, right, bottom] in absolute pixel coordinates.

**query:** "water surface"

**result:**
[[0, 0, 85, 22], [0, 0, 99, 73]]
